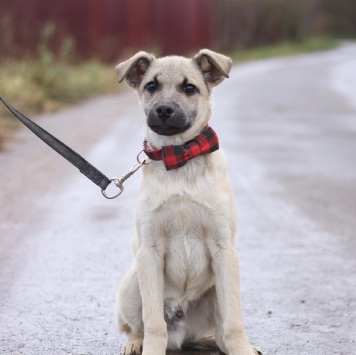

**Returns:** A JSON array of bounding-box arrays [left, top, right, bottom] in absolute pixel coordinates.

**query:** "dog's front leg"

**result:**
[[136, 246, 167, 355], [213, 244, 259, 355]]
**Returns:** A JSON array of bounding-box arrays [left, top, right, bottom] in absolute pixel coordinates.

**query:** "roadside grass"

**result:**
[[0, 59, 119, 148], [0, 36, 338, 149], [228, 37, 338, 62]]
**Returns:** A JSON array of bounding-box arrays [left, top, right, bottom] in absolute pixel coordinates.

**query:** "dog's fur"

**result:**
[[115, 50, 261, 355]]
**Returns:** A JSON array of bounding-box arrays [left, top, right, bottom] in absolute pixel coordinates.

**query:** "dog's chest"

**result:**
[[138, 156, 235, 300], [158, 196, 215, 300], [164, 235, 213, 302]]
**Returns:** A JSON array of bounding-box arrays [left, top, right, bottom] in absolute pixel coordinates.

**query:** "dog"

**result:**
[[115, 49, 261, 355]]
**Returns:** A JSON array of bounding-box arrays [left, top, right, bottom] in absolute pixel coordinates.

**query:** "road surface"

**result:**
[[1, 43, 356, 354]]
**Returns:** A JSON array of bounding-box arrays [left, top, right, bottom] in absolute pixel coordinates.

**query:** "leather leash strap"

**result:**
[[0, 96, 111, 191]]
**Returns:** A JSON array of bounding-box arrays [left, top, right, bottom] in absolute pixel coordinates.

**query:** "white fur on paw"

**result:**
[[120, 341, 142, 355]]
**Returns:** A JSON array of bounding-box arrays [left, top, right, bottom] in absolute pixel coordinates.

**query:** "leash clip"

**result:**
[[101, 178, 124, 199], [101, 150, 151, 199]]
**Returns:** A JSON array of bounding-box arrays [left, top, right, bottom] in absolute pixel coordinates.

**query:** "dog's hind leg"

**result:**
[[119, 320, 143, 355], [120, 332, 143, 355], [116, 266, 144, 355]]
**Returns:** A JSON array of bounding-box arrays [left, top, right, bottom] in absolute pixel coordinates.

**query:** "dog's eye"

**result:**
[[145, 81, 157, 93], [183, 84, 197, 95]]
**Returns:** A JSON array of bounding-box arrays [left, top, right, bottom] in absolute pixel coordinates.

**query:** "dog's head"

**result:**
[[116, 49, 232, 146]]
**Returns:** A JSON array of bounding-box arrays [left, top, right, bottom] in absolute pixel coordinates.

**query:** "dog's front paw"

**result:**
[[120, 339, 142, 355], [141, 342, 166, 355], [141, 345, 165, 355]]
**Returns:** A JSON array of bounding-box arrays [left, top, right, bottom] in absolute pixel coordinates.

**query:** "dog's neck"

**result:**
[[143, 125, 219, 171]]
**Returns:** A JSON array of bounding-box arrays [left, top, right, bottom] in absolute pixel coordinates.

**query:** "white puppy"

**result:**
[[115, 50, 261, 355]]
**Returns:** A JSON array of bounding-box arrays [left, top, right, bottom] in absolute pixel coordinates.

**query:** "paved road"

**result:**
[[1, 43, 356, 354]]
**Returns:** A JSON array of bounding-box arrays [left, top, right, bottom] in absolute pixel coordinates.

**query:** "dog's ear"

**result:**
[[193, 49, 232, 87], [116, 51, 155, 88]]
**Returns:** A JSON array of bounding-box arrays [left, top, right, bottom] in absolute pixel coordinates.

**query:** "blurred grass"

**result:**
[[0, 59, 118, 148], [0, 22, 119, 148], [229, 37, 338, 62], [0, 36, 338, 149]]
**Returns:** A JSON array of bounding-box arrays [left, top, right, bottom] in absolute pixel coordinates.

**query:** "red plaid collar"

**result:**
[[143, 125, 219, 170]]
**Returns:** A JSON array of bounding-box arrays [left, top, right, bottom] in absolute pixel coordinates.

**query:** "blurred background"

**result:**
[[1, 0, 356, 60], [0, 0, 356, 145]]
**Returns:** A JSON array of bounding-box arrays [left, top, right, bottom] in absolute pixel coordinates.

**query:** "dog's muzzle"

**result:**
[[147, 103, 191, 136]]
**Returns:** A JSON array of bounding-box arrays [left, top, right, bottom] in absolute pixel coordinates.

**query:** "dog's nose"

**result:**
[[156, 105, 175, 121]]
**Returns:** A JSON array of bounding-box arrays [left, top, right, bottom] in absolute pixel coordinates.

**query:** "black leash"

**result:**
[[0, 97, 149, 199]]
